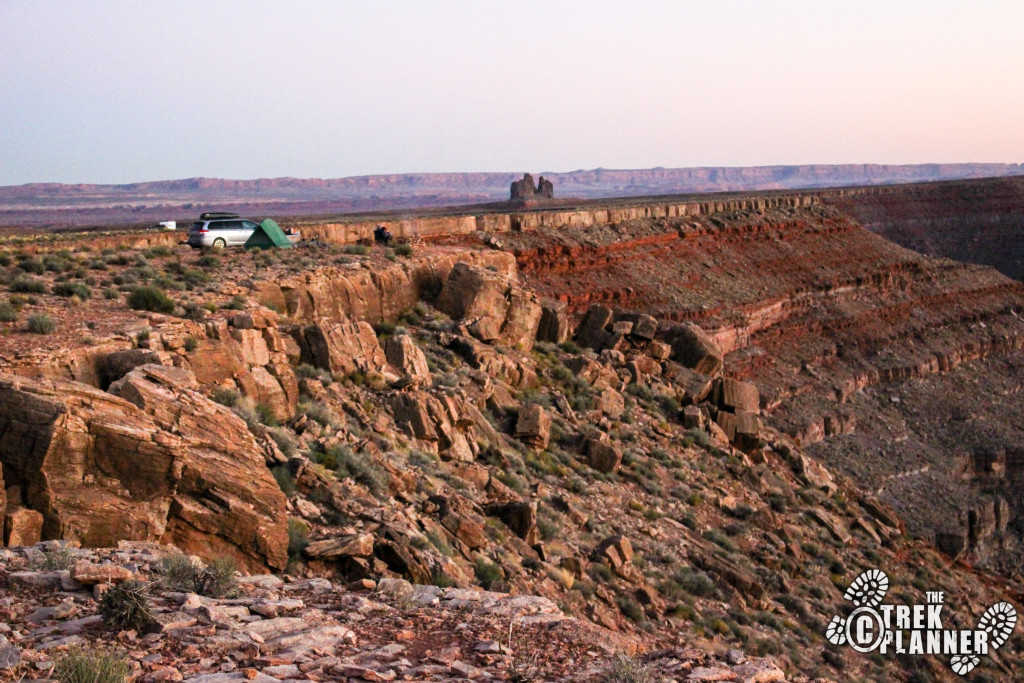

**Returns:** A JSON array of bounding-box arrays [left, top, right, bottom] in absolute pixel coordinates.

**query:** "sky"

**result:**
[[1, 1, 1023, 185]]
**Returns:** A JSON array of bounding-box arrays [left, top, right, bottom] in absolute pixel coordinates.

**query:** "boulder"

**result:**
[[447, 335, 537, 388], [574, 304, 614, 351], [718, 378, 760, 414], [733, 409, 761, 450], [808, 507, 852, 544], [515, 404, 551, 450], [304, 533, 374, 559], [239, 366, 292, 422], [537, 301, 571, 344], [585, 439, 622, 474], [385, 335, 431, 383], [389, 391, 475, 461], [484, 500, 538, 546], [648, 340, 672, 361], [715, 411, 737, 442], [71, 560, 134, 585], [437, 263, 541, 351], [5, 508, 43, 547], [593, 535, 633, 572], [0, 368, 287, 570], [630, 314, 658, 341], [663, 363, 714, 404], [102, 348, 171, 387], [661, 323, 723, 376], [301, 321, 386, 376], [596, 387, 625, 418], [795, 453, 837, 494]]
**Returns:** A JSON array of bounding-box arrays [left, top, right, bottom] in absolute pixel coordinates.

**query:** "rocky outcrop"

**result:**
[[385, 334, 431, 383], [0, 367, 287, 570], [510, 173, 554, 200], [437, 262, 542, 351], [300, 321, 386, 376], [257, 251, 516, 325]]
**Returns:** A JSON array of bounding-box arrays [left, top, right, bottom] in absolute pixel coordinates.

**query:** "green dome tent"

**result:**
[[245, 219, 293, 250]]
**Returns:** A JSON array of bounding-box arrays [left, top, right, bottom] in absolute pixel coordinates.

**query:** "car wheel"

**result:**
[[212, 238, 226, 249]]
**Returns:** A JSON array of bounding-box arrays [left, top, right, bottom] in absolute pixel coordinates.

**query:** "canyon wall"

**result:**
[[497, 196, 1024, 563], [822, 176, 1024, 282]]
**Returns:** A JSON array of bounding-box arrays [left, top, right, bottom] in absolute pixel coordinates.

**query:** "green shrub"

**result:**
[[43, 255, 71, 272], [320, 444, 387, 497], [184, 336, 199, 352], [303, 400, 340, 427], [272, 464, 297, 496], [52, 281, 92, 299], [180, 268, 210, 286], [128, 286, 175, 313], [674, 567, 718, 598], [54, 648, 130, 683], [394, 243, 414, 257], [211, 387, 241, 407], [254, 402, 278, 427], [28, 544, 76, 571], [703, 528, 737, 552], [616, 596, 645, 624], [474, 557, 503, 589], [159, 552, 239, 598], [26, 313, 55, 334], [144, 246, 172, 258], [287, 518, 309, 560], [589, 563, 613, 582], [0, 301, 17, 322], [296, 363, 332, 385], [223, 294, 247, 310], [99, 580, 156, 632], [343, 244, 370, 256], [10, 275, 47, 293], [17, 257, 45, 274]]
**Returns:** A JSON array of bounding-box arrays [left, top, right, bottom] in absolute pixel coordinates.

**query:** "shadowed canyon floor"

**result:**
[[0, 184, 1023, 682]]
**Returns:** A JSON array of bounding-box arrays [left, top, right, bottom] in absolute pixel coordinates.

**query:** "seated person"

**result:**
[[373, 225, 392, 245]]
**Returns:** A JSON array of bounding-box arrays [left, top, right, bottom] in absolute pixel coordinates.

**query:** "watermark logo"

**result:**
[[825, 569, 1017, 676]]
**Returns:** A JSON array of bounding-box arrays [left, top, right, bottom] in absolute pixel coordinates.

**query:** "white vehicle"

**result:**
[[158, 221, 176, 231], [187, 213, 259, 248]]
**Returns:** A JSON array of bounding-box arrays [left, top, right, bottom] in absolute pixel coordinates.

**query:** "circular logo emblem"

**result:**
[[845, 606, 886, 652]]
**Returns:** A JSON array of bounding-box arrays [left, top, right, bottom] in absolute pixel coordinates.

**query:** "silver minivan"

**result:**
[[187, 213, 258, 248]]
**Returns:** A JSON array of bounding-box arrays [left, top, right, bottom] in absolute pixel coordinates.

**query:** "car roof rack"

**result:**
[[200, 212, 240, 220]]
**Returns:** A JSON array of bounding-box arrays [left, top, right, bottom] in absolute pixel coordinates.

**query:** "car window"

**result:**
[[190, 221, 205, 230], [242, 220, 258, 230], [219, 220, 242, 230]]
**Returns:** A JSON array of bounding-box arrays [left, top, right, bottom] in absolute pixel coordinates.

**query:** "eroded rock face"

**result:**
[[301, 321, 387, 376], [385, 334, 431, 383], [0, 368, 287, 570], [437, 263, 542, 351], [258, 252, 517, 325]]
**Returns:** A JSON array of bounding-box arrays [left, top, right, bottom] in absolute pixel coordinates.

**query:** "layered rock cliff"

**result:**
[[497, 200, 1024, 566], [823, 176, 1024, 282]]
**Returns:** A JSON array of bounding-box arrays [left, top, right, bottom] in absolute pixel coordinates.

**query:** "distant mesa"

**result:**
[[510, 173, 554, 201]]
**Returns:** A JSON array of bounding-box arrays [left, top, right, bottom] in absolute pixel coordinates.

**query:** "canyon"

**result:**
[[0, 177, 1023, 681], [2, 162, 1022, 229]]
